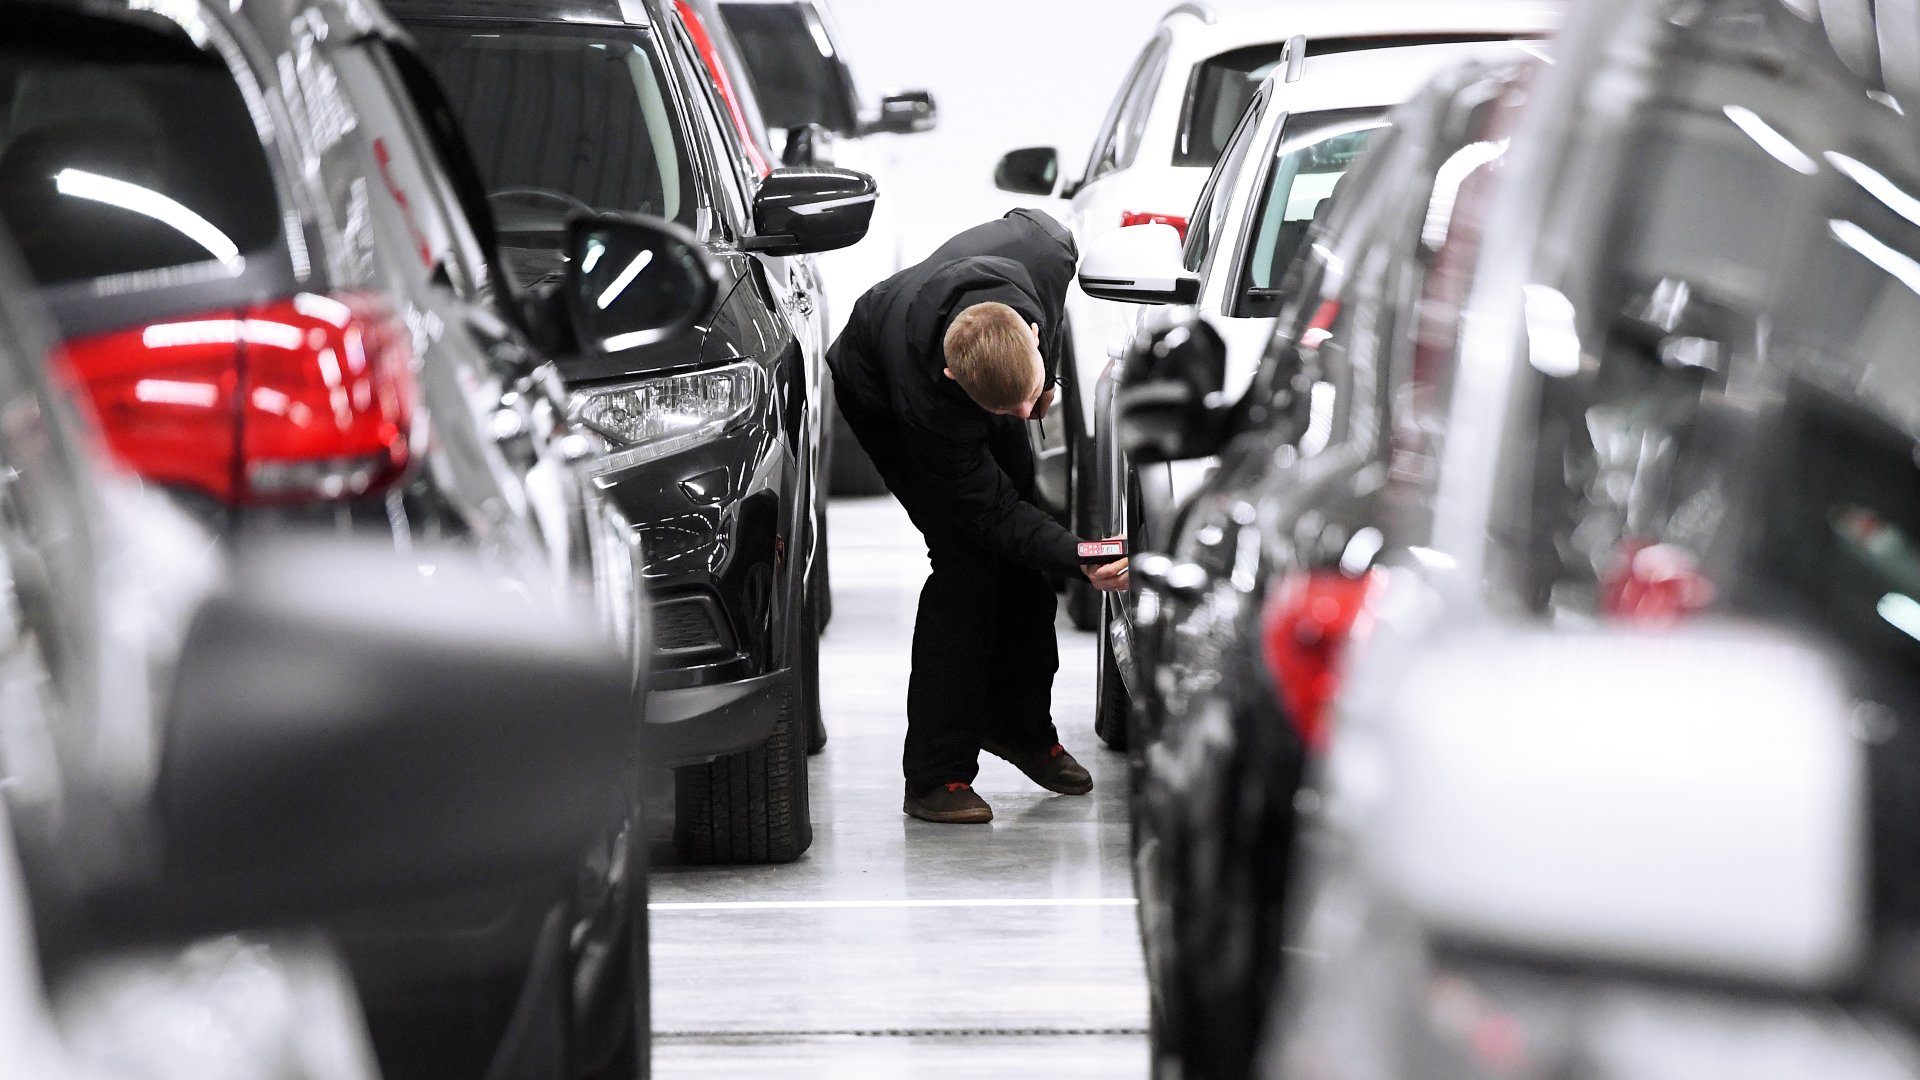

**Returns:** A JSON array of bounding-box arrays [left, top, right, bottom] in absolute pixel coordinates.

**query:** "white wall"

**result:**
[[820, 0, 1213, 259]]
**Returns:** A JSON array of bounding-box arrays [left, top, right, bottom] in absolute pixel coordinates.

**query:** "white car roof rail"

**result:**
[[1160, 2, 1217, 26]]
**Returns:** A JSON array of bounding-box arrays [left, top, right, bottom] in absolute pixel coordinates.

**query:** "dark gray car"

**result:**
[[1265, 0, 1920, 1074]]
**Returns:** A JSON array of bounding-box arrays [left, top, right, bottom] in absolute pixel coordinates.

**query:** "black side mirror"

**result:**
[[80, 540, 636, 947], [563, 213, 718, 357], [994, 147, 1060, 196], [1117, 313, 1232, 464], [782, 123, 836, 168], [745, 167, 877, 257], [870, 89, 938, 134]]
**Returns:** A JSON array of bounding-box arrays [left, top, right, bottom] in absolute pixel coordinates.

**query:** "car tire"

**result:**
[[827, 393, 888, 497], [811, 502, 833, 637], [671, 679, 814, 864], [803, 597, 828, 756], [1064, 376, 1100, 632], [1093, 595, 1129, 751]]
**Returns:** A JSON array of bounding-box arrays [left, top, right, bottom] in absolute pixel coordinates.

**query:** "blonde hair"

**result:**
[[943, 302, 1038, 411]]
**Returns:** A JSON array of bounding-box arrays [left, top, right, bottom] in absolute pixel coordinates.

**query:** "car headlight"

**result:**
[[572, 361, 758, 471]]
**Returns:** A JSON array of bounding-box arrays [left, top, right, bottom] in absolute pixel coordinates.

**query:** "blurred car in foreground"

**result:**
[[0, 223, 637, 1078], [1077, 32, 1550, 749], [1108, 55, 1543, 1080], [719, 0, 937, 496], [392, 0, 879, 860], [1267, 0, 1920, 1074], [0, 1, 727, 1070]]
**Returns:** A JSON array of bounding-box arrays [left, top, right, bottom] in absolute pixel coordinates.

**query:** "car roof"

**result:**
[[379, 0, 651, 26], [1166, 0, 1564, 56], [1264, 37, 1548, 117]]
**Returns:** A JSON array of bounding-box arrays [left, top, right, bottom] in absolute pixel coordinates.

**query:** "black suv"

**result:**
[[387, 0, 877, 865]]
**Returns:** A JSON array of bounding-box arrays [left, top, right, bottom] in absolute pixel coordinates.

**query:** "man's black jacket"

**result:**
[[828, 209, 1082, 576]]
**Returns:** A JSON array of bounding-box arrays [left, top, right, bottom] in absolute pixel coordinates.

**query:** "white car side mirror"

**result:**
[[1367, 623, 1866, 989], [1078, 224, 1200, 306]]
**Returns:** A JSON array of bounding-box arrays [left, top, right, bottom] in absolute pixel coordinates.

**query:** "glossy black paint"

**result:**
[[1114, 313, 1231, 465], [387, 0, 829, 759], [748, 166, 876, 257]]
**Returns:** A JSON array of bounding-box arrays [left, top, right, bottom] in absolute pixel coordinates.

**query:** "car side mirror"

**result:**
[[563, 212, 718, 356], [1116, 312, 1231, 463], [994, 147, 1060, 196], [1369, 623, 1866, 988], [77, 539, 637, 948], [870, 89, 938, 135], [1078, 224, 1201, 306], [782, 122, 836, 168], [745, 166, 877, 257]]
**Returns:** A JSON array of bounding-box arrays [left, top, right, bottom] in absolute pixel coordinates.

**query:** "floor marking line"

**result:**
[[649, 897, 1139, 912], [655, 1027, 1149, 1040]]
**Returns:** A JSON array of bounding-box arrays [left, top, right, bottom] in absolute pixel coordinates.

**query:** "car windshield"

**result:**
[[407, 23, 697, 289], [720, 2, 859, 136], [1242, 110, 1386, 294], [1175, 43, 1286, 167], [0, 11, 284, 290]]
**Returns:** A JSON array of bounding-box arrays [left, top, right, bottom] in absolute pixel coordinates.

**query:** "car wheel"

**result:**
[[810, 502, 833, 637], [1093, 594, 1129, 751], [1064, 376, 1100, 632], [803, 595, 827, 755], [671, 678, 814, 864], [827, 392, 888, 497]]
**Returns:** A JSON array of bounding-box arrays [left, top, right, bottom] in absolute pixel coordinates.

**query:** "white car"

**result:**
[[995, 0, 1561, 626]]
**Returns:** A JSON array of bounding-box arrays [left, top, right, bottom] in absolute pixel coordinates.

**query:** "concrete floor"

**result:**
[[649, 497, 1149, 1077]]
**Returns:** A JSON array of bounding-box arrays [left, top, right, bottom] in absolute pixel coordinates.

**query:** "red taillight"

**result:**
[[1121, 211, 1189, 241], [1600, 539, 1715, 623], [1260, 569, 1382, 751], [59, 292, 415, 505]]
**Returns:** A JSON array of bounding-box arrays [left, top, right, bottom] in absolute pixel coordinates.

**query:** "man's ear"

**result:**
[[942, 367, 957, 381]]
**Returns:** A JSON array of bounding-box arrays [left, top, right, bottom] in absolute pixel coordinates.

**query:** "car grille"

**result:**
[[652, 594, 733, 661]]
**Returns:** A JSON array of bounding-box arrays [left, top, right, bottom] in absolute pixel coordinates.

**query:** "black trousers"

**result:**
[[836, 396, 1062, 794]]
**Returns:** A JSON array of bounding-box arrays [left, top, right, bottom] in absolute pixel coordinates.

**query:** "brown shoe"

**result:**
[[904, 782, 994, 824], [980, 740, 1094, 796]]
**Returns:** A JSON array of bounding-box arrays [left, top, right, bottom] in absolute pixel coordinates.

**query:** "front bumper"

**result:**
[[582, 395, 808, 766], [643, 665, 791, 766]]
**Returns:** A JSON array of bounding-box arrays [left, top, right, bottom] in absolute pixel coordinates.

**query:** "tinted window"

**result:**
[[1182, 91, 1266, 275], [0, 12, 283, 288], [1086, 34, 1168, 186], [408, 23, 697, 286], [1176, 43, 1286, 168], [720, 3, 858, 135], [1240, 112, 1384, 300]]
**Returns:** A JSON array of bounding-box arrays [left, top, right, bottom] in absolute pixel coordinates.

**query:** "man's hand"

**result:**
[[1082, 537, 1129, 593], [1030, 386, 1056, 421]]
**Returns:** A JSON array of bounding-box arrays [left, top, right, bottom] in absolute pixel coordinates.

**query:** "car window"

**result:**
[[1176, 42, 1287, 168], [719, 2, 859, 136], [1233, 111, 1386, 316], [1087, 32, 1170, 186], [1182, 89, 1267, 275], [370, 38, 512, 305], [408, 23, 699, 289], [0, 11, 285, 293], [659, 12, 756, 228]]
